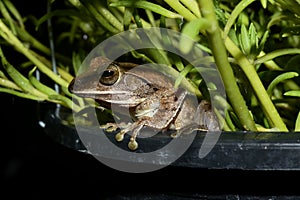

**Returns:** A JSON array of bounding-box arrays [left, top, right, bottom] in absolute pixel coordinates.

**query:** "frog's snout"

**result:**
[[68, 78, 75, 93]]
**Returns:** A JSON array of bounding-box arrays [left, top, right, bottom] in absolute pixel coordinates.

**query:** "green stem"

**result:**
[[225, 37, 288, 131], [198, 0, 257, 131]]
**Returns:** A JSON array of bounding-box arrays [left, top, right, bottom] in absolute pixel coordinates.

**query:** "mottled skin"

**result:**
[[69, 57, 219, 150]]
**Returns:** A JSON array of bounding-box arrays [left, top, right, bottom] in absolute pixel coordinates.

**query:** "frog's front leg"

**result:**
[[114, 88, 187, 151], [101, 121, 143, 150]]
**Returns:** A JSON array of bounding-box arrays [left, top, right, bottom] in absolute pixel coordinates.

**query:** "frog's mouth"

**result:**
[[69, 86, 146, 106], [71, 90, 129, 95]]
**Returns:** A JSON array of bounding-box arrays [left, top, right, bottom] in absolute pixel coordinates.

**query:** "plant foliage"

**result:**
[[0, 0, 300, 131]]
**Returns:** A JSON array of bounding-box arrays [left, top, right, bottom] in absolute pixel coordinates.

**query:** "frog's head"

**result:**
[[68, 57, 156, 107]]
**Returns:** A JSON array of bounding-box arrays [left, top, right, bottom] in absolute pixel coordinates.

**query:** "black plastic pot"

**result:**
[[40, 104, 300, 170]]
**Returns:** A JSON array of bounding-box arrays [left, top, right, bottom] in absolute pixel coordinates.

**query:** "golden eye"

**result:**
[[100, 64, 120, 85]]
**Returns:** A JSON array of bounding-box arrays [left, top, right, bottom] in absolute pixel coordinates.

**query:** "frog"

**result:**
[[68, 56, 220, 150]]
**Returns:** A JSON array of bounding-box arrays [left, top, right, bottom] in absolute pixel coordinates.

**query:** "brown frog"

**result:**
[[68, 57, 219, 150]]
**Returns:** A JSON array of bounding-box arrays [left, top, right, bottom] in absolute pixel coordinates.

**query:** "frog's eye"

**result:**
[[100, 64, 120, 85]]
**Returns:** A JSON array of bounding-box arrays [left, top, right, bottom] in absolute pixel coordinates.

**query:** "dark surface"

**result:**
[[42, 102, 300, 171], [2, 93, 300, 199]]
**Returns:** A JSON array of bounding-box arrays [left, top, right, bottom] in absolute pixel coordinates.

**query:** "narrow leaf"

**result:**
[[296, 111, 300, 131], [239, 24, 251, 55], [0, 87, 44, 101], [110, 1, 182, 19], [0, 47, 47, 98], [267, 72, 299, 96], [284, 90, 300, 97], [180, 18, 210, 54], [223, 0, 256, 39], [28, 67, 57, 96]]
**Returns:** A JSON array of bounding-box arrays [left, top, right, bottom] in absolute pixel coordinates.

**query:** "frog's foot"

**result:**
[[115, 129, 126, 142], [128, 124, 144, 150], [115, 130, 138, 150], [128, 137, 138, 151], [115, 123, 136, 142], [100, 123, 119, 132], [115, 123, 144, 151]]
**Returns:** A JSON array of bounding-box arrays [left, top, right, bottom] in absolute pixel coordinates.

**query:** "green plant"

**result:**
[[0, 0, 300, 131]]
